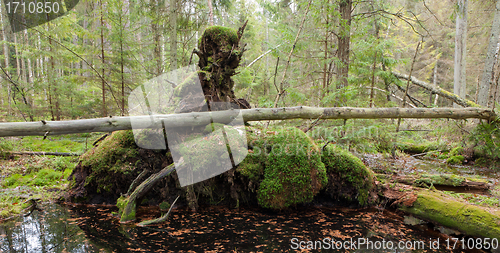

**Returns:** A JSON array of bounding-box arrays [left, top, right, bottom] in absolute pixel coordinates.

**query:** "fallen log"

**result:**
[[392, 72, 480, 107], [0, 106, 495, 137], [399, 190, 500, 239], [7, 151, 81, 156]]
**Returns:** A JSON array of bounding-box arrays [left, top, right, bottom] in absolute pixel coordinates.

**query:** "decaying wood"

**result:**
[[388, 174, 491, 192], [393, 72, 480, 107], [120, 161, 182, 223], [0, 106, 495, 138]]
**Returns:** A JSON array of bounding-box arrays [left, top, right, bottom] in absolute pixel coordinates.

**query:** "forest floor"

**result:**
[[0, 119, 499, 229], [0, 134, 101, 219]]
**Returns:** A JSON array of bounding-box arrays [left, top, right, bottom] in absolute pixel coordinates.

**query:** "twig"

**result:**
[[303, 117, 323, 133], [246, 44, 282, 68], [397, 39, 422, 132]]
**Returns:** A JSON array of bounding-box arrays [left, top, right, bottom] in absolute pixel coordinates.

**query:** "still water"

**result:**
[[0, 202, 485, 252]]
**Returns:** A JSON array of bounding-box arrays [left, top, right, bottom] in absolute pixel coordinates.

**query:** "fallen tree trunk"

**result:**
[[0, 106, 495, 137], [7, 151, 81, 156], [400, 190, 500, 239], [392, 72, 480, 107]]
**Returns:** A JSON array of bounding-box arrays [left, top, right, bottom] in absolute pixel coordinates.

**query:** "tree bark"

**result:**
[[100, 0, 107, 117], [478, 0, 500, 106], [169, 0, 177, 71], [392, 72, 479, 107], [120, 162, 178, 223], [337, 0, 352, 90], [453, 0, 467, 107], [0, 106, 495, 137]]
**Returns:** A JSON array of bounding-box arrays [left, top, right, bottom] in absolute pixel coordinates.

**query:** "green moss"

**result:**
[[176, 125, 247, 175], [79, 131, 138, 192], [321, 145, 376, 206], [174, 71, 201, 98], [159, 201, 170, 210], [239, 127, 328, 209], [450, 146, 464, 156], [199, 26, 239, 52], [203, 123, 226, 134], [400, 190, 500, 239], [447, 155, 464, 165], [396, 141, 437, 154], [81, 131, 137, 173], [415, 174, 465, 187]]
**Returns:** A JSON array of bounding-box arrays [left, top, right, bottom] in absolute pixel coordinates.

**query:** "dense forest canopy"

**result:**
[[0, 0, 498, 122]]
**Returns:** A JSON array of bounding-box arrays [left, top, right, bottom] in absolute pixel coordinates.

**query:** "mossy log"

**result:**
[[379, 174, 491, 191], [393, 72, 480, 107], [119, 162, 180, 223], [399, 190, 500, 239], [0, 107, 495, 137]]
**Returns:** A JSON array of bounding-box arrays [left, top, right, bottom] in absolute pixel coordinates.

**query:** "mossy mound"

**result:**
[[199, 26, 239, 54], [321, 145, 377, 206], [67, 130, 173, 204], [238, 127, 328, 209], [400, 190, 500, 239]]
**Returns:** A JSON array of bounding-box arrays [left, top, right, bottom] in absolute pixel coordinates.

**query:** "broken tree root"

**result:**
[[137, 195, 180, 226], [120, 159, 183, 223]]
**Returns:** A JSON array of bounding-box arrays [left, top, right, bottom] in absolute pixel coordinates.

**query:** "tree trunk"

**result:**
[[392, 72, 479, 107], [453, 0, 467, 108], [170, 0, 177, 71], [207, 0, 214, 25], [0, 106, 495, 137], [195, 24, 248, 108], [337, 0, 352, 91], [100, 0, 107, 117], [0, 0, 10, 114], [478, 0, 500, 106]]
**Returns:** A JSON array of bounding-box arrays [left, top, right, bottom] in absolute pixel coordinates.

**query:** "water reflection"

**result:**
[[0, 203, 481, 252], [0, 204, 90, 252]]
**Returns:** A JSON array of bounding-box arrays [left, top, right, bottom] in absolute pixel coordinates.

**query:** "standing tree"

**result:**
[[454, 0, 467, 107], [478, 0, 500, 107]]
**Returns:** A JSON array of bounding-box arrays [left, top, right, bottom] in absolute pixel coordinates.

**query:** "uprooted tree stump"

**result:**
[[116, 23, 251, 224], [195, 22, 250, 109]]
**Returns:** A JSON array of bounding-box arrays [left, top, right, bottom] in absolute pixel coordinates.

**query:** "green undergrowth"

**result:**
[[321, 145, 376, 206], [0, 164, 73, 219], [400, 190, 500, 239], [0, 133, 94, 155], [238, 127, 328, 209]]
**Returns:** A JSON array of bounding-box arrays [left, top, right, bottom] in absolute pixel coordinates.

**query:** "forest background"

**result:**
[[0, 0, 497, 123]]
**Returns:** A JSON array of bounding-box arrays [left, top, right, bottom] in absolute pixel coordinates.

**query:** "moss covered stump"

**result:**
[[195, 25, 250, 109]]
